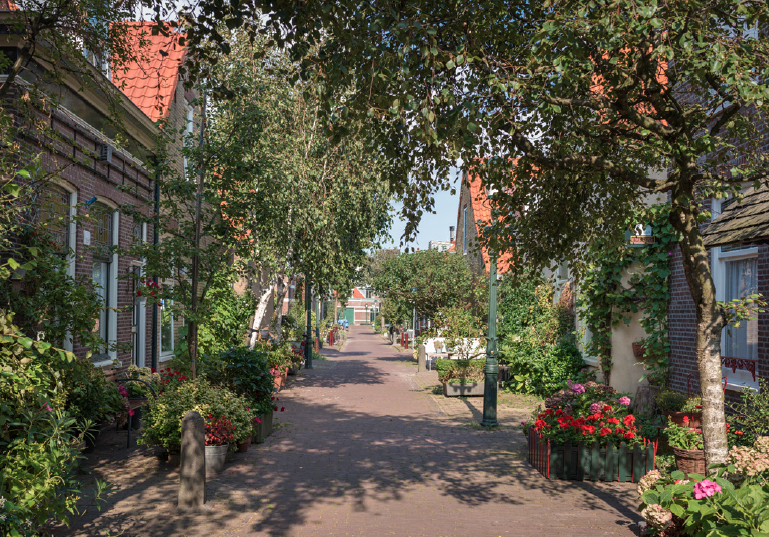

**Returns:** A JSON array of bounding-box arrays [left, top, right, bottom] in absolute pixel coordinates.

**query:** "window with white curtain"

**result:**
[[723, 257, 758, 360], [711, 194, 760, 391]]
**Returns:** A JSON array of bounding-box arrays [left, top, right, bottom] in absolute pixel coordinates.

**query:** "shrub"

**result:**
[[204, 346, 275, 415], [502, 339, 586, 397], [140, 379, 257, 453], [638, 436, 769, 536], [497, 277, 585, 397], [59, 358, 126, 426], [726, 378, 769, 445], [436, 359, 485, 383], [654, 390, 689, 413], [0, 312, 107, 535]]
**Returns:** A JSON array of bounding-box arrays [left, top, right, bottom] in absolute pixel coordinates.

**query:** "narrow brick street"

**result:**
[[69, 325, 643, 537]]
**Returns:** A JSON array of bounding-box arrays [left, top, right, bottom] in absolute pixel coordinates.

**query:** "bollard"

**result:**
[[178, 410, 206, 510], [417, 344, 426, 373]]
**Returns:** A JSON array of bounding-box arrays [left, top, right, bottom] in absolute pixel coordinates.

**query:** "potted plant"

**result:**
[[631, 340, 647, 360], [436, 358, 485, 396], [205, 415, 234, 474], [665, 416, 706, 475]]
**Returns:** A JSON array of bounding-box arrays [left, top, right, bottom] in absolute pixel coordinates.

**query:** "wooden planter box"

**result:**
[[443, 381, 484, 397], [527, 427, 657, 483]]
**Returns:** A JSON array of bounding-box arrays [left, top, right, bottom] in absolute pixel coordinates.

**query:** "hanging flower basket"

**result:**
[[527, 427, 657, 483], [631, 342, 648, 360]]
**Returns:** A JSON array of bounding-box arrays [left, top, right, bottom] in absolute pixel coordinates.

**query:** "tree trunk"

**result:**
[[248, 284, 273, 349], [271, 277, 289, 343], [669, 202, 728, 467]]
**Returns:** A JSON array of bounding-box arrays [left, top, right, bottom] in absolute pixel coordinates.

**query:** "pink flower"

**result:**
[[128, 409, 135, 417], [693, 480, 722, 500], [618, 396, 631, 406], [253, 417, 261, 424], [45, 404, 53, 412]]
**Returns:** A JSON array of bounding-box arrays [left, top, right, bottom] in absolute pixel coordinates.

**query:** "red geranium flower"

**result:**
[[683, 416, 690, 423], [582, 425, 595, 435], [607, 418, 620, 425], [600, 427, 612, 436], [735, 431, 744, 436], [623, 415, 635, 426], [623, 431, 635, 440], [602, 405, 612, 413]]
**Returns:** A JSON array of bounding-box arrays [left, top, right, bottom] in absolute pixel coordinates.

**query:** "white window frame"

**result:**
[[58, 182, 78, 351], [711, 196, 759, 392], [131, 222, 148, 367], [159, 280, 175, 362], [91, 199, 119, 367], [184, 101, 193, 180]]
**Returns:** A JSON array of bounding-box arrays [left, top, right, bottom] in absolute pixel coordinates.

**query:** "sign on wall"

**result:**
[[625, 223, 656, 246]]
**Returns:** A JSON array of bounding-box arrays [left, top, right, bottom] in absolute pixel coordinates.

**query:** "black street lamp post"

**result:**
[[304, 280, 313, 369], [481, 256, 499, 428]]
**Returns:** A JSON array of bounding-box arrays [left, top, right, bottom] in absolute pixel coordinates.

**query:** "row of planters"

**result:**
[[134, 343, 298, 473]]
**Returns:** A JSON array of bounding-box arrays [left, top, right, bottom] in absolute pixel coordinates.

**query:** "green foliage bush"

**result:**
[[638, 437, 769, 536], [726, 378, 769, 446], [202, 346, 275, 416], [0, 312, 107, 536], [497, 277, 585, 397], [140, 379, 258, 453], [436, 359, 485, 383], [197, 274, 257, 357]]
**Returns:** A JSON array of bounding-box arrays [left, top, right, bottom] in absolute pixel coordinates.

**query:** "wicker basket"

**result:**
[[672, 447, 706, 475]]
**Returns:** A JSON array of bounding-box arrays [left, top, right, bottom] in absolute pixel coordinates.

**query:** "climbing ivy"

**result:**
[[579, 205, 680, 387]]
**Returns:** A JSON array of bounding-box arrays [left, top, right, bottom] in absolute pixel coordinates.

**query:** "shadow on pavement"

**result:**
[[64, 326, 643, 537]]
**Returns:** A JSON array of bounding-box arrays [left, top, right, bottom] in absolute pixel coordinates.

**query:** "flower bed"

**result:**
[[528, 427, 657, 482], [523, 380, 658, 482]]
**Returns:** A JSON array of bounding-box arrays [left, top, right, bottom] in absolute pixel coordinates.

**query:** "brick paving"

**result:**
[[64, 325, 643, 537]]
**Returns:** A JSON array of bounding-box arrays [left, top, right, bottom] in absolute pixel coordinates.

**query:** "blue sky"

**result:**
[[382, 168, 461, 251]]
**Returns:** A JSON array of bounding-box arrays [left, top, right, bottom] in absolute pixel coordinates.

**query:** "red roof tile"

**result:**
[[111, 22, 186, 122], [351, 287, 365, 299], [467, 172, 513, 273]]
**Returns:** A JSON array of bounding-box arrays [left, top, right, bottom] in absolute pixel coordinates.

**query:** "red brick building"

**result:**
[[1, 17, 192, 372], [668, 193, 769, 396]]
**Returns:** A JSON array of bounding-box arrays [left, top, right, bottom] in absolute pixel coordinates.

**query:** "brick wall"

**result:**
[[17, 87, 157, 374]]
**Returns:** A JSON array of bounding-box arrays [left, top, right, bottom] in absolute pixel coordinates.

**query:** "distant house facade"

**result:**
[[454, 171, 512, 276], [344, 286, 380, 325]]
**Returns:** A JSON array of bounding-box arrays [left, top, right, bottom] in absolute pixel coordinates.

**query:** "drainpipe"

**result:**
[[150, 166, 160, 371]]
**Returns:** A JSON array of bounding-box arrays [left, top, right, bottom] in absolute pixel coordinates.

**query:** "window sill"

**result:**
[[159, 353, 175, 362], [92, 358, 113, 368], [724, 381, 759, 393]]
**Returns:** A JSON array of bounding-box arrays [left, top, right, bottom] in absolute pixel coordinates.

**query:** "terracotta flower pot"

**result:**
[[664, 411, 702, 428], [237, 435, 252, 453]]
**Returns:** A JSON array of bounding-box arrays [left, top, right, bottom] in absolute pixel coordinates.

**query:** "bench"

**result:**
[[102, 366, 157, 448]]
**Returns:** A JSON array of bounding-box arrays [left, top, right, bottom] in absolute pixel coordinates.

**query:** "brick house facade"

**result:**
[[1, 18, 192, 373], [668, 205, 769, 397]]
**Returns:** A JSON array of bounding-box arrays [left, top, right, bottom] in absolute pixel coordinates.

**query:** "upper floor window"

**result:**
[[184, 101, 194, 179], [38, 185, 70, 255]]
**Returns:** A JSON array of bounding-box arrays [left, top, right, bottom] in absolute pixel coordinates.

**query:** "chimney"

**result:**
[[449, 226, 455, 242]]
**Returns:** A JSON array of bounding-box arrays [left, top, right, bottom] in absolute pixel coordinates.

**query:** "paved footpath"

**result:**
[[67, 326, 643, 537]]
